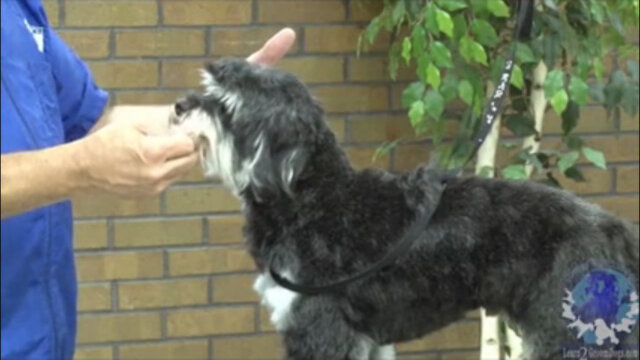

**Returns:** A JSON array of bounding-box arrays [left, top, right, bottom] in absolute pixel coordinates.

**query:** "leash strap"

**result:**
[[270, 0, 534, 296]]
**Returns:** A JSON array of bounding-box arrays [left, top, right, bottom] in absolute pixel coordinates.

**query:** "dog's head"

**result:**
[[171, 58, 326, 199]]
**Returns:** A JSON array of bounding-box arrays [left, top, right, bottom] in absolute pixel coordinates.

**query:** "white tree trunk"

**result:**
[[523, 61, 549, 176], [477, 82, 503, 360]]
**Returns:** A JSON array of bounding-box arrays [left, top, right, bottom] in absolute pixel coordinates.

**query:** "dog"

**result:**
[[170, 58, 640, 360]]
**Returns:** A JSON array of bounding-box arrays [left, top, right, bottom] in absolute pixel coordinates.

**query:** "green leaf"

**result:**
[[460, 36, 488, 66], [416, 53, 430, 83], [452, 13, 467, 39], [437, 0, 468, 11], [487, 0, 510, 17], [440, 73, 459, 102], [590, 1, 605, 23], [569, 76, 589, 106], [543, 69, 565, 98], [409, 100, 425, 128], [471, 19, 500, 47], [566, 135, 584, 150], [458, 80, 474, 105], [425, 3, 440, 35], [411, 26, 426, 58], [430, 41, 453, 68], [628, 60, 639, 83], [565, 166, 587, 182], [558, 151, 580, 174], [593, 58, 604, 81], [550, 89, 569, 115], [401, 37, 412, 65], [435, 6, 454, 37], [373, 140, 399, 161], [392, 0, 406, 23], [561, 101, 580, 135], [502, 164, 528, 180], [504, 114, 536, 136], [424, 89, 445, 119], [388, 42, 400, 80], [510, 65, 524, 90], [582, 146, 607, 169], [401, 82, 425, 108], [426, 62, 441, 89], [364, 17, 381, 45]]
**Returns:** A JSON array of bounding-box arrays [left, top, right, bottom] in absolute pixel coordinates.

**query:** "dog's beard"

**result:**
[[171, 109, 250, 194]]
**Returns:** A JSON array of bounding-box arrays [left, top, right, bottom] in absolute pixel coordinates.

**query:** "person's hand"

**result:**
[[74, 117, 198, 196], [246, 28, 296, 66]]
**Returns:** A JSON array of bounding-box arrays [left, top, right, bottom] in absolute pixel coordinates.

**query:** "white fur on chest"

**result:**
[[253, 272, 299, 331]]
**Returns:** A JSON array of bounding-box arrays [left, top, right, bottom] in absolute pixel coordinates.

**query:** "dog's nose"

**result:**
[[174, 98, 190, 117]]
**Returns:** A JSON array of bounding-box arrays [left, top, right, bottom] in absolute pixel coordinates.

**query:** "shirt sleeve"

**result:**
[[45, 29, 109, 142]]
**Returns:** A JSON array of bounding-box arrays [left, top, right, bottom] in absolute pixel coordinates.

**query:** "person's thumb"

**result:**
[[142, 133, 196, 162]]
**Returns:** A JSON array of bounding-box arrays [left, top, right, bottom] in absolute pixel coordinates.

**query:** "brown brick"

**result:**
[[77, 313, 162, 344], [208, 216, 245, 244], [65, 1, 158, 27], [119, 340, 209, 360], [113, 218, 202, 248], [165, 186, 241, 214], [43, 1, 59, 27], [350, 114, 415, 143], [72, 193, 160, 218], [591, 196, 639, 222], [394, 144, 433, 172], [212, 27, 301, 56], [345, 146, 390, 169], [76, 252, 163, 281], [544, 107, 615, 134], [258, 1, 345, 24], [306, 25, 389, 53], [396, 321, 480, 352], [178, 166, 208, 184], [259, 306, 276, 332], [74, 221, 108, 250], [163, 0, 251, 26], [584, 135, 639, 163], [617, 167, 639, 193], [114, 91, 184, 105], [277, 57, 344, 84], [118, 279, 208, 309], [556, 168, 612, 195], [349, 56, 414, 82], [391, 83, 409, 110], [213, 334, 283, 360], [59, 30, 110, 59], [88, 61, 159, 90], [169, 248, 255, 276], [74, 346, 114, 360], [620, 111, 639, 131], [350, 0, 384, 21], [166, 307, 255, 337], [78, 283, 111, 312], [327, 117, 347, 142], [162, 61, 204, 89], [116, 30, 205, 57], [213, 274, 259, 303], [313, 85, 388, 113]]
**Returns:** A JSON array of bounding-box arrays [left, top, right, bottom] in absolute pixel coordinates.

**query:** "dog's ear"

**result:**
[[247, 135, 308, 200]]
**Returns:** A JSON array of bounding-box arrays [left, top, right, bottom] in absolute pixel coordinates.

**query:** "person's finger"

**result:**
[[143, 133, 196, 161], [159, 152, 199, 180], [247, 28, 296, 66]]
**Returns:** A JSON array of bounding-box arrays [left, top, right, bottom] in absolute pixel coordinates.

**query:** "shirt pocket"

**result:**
[[1, 59, 63, 148]]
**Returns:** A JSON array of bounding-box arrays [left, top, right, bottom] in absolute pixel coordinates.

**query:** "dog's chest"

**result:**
[[253, 272, 299, 331]]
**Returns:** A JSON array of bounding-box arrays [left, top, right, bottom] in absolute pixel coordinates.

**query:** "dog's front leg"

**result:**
[[281, 296, 377, 360]]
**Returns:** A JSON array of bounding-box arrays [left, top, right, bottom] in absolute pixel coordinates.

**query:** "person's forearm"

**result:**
[[1, 142, 87, 219]]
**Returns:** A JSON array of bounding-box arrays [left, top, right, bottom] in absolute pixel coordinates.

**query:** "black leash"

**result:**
[[270, 0, 535, 295]]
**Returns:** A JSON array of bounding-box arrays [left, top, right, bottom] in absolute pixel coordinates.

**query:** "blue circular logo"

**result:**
[[562, 268, 639, 346]]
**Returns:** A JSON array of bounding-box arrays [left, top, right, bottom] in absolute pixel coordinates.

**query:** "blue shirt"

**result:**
[[1, 1, 108, 358]]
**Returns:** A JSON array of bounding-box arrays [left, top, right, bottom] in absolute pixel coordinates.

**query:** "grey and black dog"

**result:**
[[171, 58, 639, 360]]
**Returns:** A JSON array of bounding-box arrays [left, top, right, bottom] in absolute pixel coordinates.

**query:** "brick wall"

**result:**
[[43, 0, 639, 359]]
